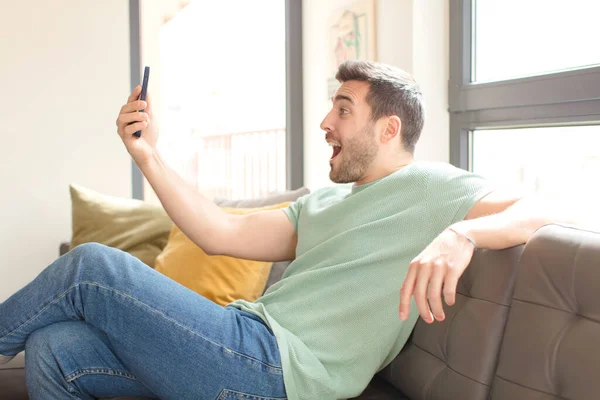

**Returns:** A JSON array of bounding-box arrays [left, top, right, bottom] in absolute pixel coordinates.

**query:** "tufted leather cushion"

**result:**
[[376, 244, 524, 400], [490, 224, 600, 399]]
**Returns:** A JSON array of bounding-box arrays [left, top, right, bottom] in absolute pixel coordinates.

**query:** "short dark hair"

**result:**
[[335, 60, 425, 153]]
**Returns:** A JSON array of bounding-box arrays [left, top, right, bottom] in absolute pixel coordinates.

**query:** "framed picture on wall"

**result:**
[[327, 0, 377, 98]]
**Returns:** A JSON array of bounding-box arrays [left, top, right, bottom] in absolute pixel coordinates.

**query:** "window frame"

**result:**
[[449, 0, 600, 170], [128, 0, 303, 199]]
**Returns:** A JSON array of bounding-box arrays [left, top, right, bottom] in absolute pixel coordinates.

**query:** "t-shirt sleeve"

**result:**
[[427, 163, 495, 230], [281, 193, 310, 232]]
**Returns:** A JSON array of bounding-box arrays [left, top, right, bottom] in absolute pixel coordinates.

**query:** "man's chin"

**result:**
[[329, 171, 354, 184], [329, 159, 354, 183], [329, 170, 341, 184]]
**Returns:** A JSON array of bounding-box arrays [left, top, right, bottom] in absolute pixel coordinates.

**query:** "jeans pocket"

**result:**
[[216, 388, 287, 400]]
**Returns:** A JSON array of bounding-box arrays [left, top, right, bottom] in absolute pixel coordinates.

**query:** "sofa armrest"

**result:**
[[490, 224, 600, 399], [60, 242, 70, 256]]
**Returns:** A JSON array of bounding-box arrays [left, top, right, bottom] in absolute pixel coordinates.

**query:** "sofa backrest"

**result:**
[[376, 244, 524, 400], [490, 224, 600, 399], [264, 261, 291, 293]]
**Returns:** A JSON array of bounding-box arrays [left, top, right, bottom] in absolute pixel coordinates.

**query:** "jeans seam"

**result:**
[[218, 388, 287, 400], [0, 283, 82, 343], [65, 367, 139, 383]]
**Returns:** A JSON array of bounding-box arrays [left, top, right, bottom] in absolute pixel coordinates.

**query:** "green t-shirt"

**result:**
[[229, 161, 493, 400]]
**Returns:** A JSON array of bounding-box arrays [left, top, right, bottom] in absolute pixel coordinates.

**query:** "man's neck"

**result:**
[[354, 157, 414, 186]]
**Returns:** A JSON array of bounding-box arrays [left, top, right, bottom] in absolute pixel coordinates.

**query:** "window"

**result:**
[[157, 0, 287, 200], [130, 0, 303, 201], [472, 126, 600, 198], [473, 0, 600, 82], [450, 0, 600, 201]]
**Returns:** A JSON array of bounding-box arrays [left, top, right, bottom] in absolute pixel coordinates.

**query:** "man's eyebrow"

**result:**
[[331, 94, 355, 105]]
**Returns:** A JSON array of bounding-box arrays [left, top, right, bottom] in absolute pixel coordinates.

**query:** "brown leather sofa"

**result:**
[[2, 224, 599, 399]]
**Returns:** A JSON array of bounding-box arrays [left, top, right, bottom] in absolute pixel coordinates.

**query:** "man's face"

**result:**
[[320, 80, 379, 184]]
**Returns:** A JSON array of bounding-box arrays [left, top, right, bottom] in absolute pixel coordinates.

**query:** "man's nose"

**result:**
[[320, 113, 332, 133]]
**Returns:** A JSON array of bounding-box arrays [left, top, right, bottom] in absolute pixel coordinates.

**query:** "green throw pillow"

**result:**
[[69, 184, 173, 267]]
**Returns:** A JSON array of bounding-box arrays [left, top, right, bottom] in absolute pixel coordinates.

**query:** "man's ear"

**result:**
[[381, 115, 401, 144]]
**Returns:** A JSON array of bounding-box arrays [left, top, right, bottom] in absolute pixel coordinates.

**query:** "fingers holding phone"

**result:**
[[116, 95, 148, 136], [116, 71, 159, 167]]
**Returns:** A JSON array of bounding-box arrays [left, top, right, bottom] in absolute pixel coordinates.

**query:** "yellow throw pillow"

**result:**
[[70, 184, 173, 267], [154, 202, 291, 306]]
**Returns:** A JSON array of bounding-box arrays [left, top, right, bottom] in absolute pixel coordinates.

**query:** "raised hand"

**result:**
[[115, 85, 159, 167]]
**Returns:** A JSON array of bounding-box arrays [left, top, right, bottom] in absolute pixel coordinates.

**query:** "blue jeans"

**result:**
[[0, 243, 287, 400]]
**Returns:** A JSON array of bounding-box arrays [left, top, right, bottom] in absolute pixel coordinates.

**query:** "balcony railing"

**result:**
[[161, 128, 287, 201]]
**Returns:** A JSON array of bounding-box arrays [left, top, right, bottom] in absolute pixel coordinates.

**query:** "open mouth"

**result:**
[[330, 146, 342, 161]]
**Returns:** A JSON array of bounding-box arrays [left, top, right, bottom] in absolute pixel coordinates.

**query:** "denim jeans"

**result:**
[[0, 243, 287, 400]]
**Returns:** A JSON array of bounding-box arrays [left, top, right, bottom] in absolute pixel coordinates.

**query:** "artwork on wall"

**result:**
[[327, 0, 377, 98]]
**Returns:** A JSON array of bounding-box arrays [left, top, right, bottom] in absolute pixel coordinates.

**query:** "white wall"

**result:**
[[302, 0, 449, 190], [412, 0, 450, 164], [0, 1, 132, 302]]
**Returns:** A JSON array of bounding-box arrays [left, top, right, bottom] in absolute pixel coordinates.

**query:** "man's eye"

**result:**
[[339, 108, 349, 115]]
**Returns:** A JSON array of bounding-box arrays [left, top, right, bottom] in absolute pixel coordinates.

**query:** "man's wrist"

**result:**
[[446, 224, 478, 250], [137, 149, 161, 172]]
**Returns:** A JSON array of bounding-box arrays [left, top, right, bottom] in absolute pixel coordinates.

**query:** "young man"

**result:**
[[1, 61, 547, 400]]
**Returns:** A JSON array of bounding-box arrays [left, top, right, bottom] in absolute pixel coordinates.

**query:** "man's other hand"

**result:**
[[398, 229, 476, 323]]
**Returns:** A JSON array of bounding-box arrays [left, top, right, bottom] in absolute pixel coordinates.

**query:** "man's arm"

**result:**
[[141, 151, 297, 262], [453, 189, 531, 249], [116, 88, 297, 263], [399, 189, 586, 323], [450, 197, 546, 250], [212, 210, 298, 262], [451, 191, 597, 250]]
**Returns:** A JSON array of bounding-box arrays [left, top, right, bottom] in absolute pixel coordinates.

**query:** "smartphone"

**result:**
[[134, 66, 150, 138]]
